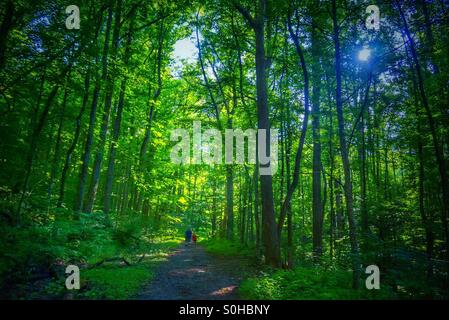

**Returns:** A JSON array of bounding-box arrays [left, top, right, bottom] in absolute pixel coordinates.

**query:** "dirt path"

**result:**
[[137, 244, 249, 300]]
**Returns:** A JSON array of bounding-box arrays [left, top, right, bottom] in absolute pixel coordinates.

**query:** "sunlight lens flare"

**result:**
[[358, 47, 371, 61]]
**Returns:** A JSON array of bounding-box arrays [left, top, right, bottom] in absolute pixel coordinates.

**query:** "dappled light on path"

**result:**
[[137, 245, 247, 300]]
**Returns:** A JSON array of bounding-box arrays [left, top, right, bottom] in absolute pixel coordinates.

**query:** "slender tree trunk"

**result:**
[[0, 0, 14, 69], [59, 8, 103, 208], [47, 84, 69, 206], [253, 162, 260, 252], [286, 111, 293, 267], [85, 0, 122, 213], [120, 163, 131, 214], [17, 71, 68, 219], [75, 4, 113, 213], [328, 106, 335, 260], [311, 24, 323, 259], [58, 70, 90, 208], [239, 171, 245, 243], [397, 1, 449, 267], [359, 91, 369, 234], [417, 107, 434, 280], [225, 163, 234, 240], [332, 0, 360, 288], [408, 40, 435, 281], [140, 20, 164, 165], [103, 15, 133, 216], [278, 10, 310, 237], [211, 180, 217, 236]]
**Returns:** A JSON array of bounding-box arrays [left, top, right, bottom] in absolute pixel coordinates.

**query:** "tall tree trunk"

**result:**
[[286, 105, 293, 267], [278, 9, 310, 238], [0, 0, 14, 69], [103, 16, 134, 216], [47, 84, 69, 206], [238, 178, 242, 241], [58, 69, 91, 208], [236, 0, 280, 266], [211, 180, 217, 236], [328, 106, 335, 260], [17, 67, 69, 219], [408, 34, 435, 281], [225, 165, 234, 240], [397, 0, 449, 268], [59, 8, 103, 208], [139, 20, 164, 166], [332, 0, 360, 289], [311, 23, 323, 259], [349, 70, 373, 239], [75, 4, 113, 213], [417, 105, 434, 280], [253, 162, 260, 252], [85, 0, 122, 213], [256, 0, 279, 266]]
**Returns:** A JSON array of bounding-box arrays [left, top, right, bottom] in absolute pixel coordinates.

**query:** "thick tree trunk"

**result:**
[[254, 0, 279, 267], [236, 0, 280, 266]]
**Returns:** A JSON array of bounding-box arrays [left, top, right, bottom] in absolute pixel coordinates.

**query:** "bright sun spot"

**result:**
[[173, 37, 197, 63], [171, 34, 198, 77], [358, 47, 371, 61]]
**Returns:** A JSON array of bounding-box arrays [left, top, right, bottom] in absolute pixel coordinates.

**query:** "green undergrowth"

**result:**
[[0, 207, 182, 299], [239, 265, 397, 300], [201, 238, 256, 258], [44, 238, 181, 300], [81, 238, 181, 299], [200, 239, 398, 300]]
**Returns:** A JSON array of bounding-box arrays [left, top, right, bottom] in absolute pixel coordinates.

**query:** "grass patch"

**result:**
[[76, 237, 181, 299], [40, 237, 182, 300], [201, 238, 255, 258], [80, 264, 154, 299], [0, 205, 183, 299], [239, 265, 397, 300]]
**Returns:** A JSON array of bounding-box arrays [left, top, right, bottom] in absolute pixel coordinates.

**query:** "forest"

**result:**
[[1, 0, 449, 300]]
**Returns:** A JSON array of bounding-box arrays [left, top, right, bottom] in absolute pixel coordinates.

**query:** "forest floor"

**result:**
[[137, 243, 251, 300]]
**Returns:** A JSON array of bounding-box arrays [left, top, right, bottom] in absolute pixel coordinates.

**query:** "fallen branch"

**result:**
[[89, 257, 131, 269], [137, 253, 146, 263]]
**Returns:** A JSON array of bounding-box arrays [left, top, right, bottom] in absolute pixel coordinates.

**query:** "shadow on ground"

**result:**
[[137, 244, 250, 300]]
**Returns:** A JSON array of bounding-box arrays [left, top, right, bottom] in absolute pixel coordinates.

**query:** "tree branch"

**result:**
[[234, 3, 256, 29]]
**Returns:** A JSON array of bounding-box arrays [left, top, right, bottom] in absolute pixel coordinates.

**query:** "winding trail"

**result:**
[[138, 244, 249, 300]]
